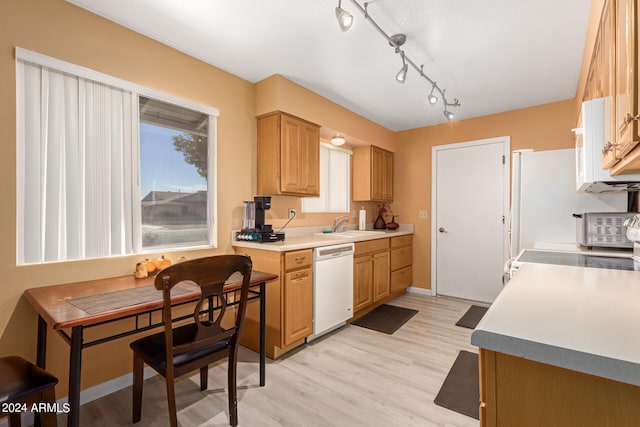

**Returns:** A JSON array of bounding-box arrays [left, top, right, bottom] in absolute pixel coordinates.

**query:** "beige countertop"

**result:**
[[471, 262, 640, 387], [231, 225, 413, 252]]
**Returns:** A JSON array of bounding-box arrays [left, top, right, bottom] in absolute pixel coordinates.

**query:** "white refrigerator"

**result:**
[[510, 149, 627, 257]]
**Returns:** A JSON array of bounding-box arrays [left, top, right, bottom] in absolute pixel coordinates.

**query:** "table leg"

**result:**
[[67, 326, 83, 427], [35, 318, 47, 427], [36, 315, 47, 368], [259, 281, 265, 387]]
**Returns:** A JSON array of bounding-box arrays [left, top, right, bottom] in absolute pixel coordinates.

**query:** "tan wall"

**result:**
[[394, 99, 577, 290], [0, 0, 259, 396]]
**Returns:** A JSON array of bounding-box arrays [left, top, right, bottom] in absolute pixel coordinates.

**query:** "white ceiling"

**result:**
[[67, 0, 593, 131]]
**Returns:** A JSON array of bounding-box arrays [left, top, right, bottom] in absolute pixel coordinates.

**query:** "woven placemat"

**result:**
[[68, 284, 193, 315], [434, 350, 479, 419]]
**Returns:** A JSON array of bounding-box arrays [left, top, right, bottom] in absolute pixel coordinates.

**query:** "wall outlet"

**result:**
[[418, 210, 428, 219], [288, 208, 297, 220]]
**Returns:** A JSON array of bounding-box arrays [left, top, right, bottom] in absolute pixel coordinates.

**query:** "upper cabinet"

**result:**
[[352, 145, 394, 202], [257, 111, 320, 196], [594, 0, 640, 174]]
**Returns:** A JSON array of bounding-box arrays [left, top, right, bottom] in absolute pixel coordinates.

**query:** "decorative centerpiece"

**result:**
[[386, 215, 399, 230], [374, 204, 389, 229]]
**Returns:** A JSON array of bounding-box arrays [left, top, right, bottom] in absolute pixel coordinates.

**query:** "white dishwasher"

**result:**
[[308, 242, 354, 341]]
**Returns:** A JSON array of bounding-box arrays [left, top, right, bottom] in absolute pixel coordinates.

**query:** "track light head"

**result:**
[[428, 85, 438, 104], [396, 52, 408, 83], [335, 0, 353, 32], [444, 110, 455, 121]]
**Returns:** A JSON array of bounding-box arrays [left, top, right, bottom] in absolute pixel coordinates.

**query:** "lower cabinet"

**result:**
[[479, 348, 640, 427], [234, 247, 312, 359], [390, 235, 413, 292], [283, 266, 313, 346], [353, 254, 373, 312]]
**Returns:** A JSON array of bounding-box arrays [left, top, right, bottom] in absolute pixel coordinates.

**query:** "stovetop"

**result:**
[[516, 249, 637, 271]]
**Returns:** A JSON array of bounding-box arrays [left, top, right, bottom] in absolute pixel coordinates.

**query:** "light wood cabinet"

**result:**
[[257, 111, 320, 196], [352, 145, 394, 202], [353, 238, 390, 314], [353, 254, 373, 312], [479, 348, 640, 427], [283, 267, 312, 346], [597, 0, 640, 174], [234, 247, 312, 359], [390, 235, 413, 292], [372, 251, 390, 302]]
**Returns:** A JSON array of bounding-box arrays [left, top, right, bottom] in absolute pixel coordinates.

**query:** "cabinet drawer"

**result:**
[[354, 238, 389, 256], [391, 246, 412, 271], [390, 234, 412, 248], [284, 249, 312, 271], [390, 266, 412, 291]]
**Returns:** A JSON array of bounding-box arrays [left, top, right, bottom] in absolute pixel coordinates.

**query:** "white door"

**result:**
[[432, 137, 510, 303]]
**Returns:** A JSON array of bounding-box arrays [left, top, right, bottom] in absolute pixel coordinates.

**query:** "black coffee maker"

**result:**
[[236, 196, 285, 242]]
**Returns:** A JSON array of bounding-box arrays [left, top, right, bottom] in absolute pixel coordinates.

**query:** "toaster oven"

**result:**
[[573, 212, 636, 249]]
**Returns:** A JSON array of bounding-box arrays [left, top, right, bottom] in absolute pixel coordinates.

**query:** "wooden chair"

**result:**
[[0, 356, 59, 427], [130, 255, 253, 427]]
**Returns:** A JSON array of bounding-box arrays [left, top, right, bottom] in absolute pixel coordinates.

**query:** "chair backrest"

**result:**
[[154, 255, 253, 359]]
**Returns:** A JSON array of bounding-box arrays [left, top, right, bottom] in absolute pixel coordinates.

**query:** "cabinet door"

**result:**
[[603, 0, 619, 168], [283, 267, 313, 346], [382, 150, 394, 202], [280, 115, 303, 194], [353, 255, 373, 312], [372, 251, 390, 302], [299, 122, 320, 196], [371, 147, 385, 201], [614, 0, 639, 158]]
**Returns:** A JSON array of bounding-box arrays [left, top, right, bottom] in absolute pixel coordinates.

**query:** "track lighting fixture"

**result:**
[[396, 52, 408, 83], [427, 85, 438, 104], [334, 0, 461, 122], [335, 0, 353, 32], [331, 134, 346, 146]]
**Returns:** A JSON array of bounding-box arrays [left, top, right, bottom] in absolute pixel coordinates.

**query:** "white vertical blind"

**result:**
[[302, 143, 351, 213], [17, 61, 136, 263]]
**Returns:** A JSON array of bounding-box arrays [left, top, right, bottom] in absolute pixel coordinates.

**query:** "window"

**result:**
[[16, 48, 217, 264], [302, 143, 351, 213], [139, 97, 210, 250]]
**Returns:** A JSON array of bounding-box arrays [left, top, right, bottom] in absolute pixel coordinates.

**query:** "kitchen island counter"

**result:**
[[471, 262, 640, 386]]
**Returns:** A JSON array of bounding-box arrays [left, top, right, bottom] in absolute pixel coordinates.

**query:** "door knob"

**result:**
[[438, 227, 447, 233]]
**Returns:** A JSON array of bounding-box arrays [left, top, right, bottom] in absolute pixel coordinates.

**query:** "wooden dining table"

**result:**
[[23, 269, 276, 427]]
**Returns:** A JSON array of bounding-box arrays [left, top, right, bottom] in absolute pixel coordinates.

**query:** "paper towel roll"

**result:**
[[359, 209, 366, 230]]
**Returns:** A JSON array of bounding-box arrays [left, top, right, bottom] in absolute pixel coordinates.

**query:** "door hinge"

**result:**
[[502, 215, 505, 224], [502, 155, 505, 164]]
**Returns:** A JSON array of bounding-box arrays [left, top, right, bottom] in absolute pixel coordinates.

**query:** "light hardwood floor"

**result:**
[[67, 294, 480, 427]]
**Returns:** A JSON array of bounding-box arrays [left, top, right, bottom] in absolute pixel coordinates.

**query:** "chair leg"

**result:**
[[39, 386, 59, 427], [228, 349, 239, 426], [165, 375, 178, 427], [132, 354, 144, 423], [200, 365, 208, 391], [9, 412, 22, 427]]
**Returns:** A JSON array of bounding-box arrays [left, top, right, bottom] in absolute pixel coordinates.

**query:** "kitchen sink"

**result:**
[[313, 230, 386, 237]]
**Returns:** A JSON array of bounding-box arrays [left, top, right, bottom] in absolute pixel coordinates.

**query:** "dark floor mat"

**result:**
[[434, 350, 479, 420], [351, 304, 418, 334], [455, 305, 488, 329]]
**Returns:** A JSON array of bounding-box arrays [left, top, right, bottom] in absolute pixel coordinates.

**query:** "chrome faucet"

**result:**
[[332, 215, 350, 232]]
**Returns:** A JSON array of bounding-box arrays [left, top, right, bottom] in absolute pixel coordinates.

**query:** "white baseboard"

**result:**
[[0, 367, 156, 427], [406, 286, 432, 296]]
